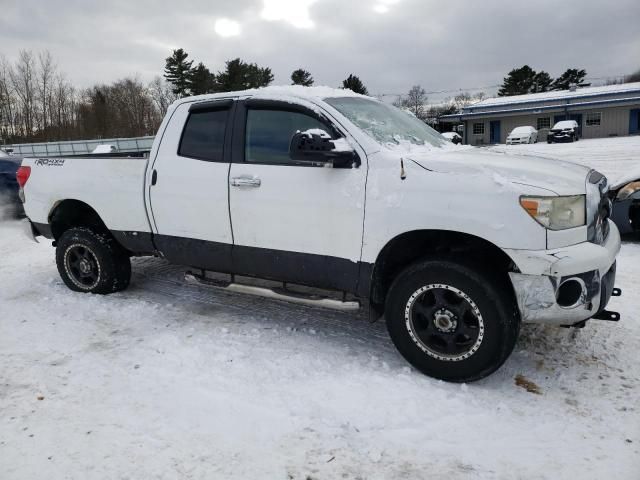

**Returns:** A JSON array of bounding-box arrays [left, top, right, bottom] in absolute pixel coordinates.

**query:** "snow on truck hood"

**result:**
[[407, 148, 591, 196]]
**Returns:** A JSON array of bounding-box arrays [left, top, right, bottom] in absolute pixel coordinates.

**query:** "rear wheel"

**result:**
[[385, 259, 519, 382], [56, 227, 131, 294]]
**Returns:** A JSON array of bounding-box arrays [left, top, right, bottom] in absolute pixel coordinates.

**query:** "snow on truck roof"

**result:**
[[470, 82, 640, 109], [175, 85, 368, 107]]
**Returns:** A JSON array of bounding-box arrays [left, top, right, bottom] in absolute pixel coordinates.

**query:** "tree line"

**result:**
[[0, 48, 371, 145], [0, 50, 177, 144], [1, 47, 638, 145], [163, 48, 368, 96], [497, 65, 590, 96]]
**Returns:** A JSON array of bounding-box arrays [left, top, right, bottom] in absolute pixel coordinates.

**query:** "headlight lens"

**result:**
[[520, 195, 586, 230], [616, 181, 640, 201]]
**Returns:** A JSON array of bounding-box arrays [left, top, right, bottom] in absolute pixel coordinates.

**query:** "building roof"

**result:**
[[440, 82, 640, 122], [468, 82, 640, 110]]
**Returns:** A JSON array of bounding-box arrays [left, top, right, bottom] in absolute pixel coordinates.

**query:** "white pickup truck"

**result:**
[[17, 86, 622, 382]]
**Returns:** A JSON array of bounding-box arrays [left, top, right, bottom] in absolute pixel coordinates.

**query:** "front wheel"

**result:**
[[385, 259, 520, 382], [56, 227, 131, 294]]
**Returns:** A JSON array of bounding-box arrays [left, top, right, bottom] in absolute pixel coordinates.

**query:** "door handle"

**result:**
[[231, 176, 261, 188], [151, 169, 158, 186]]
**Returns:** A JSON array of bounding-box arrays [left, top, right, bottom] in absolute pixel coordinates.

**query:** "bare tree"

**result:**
[[397, 85, 428, 120], [50, 73, 76, 140], [10, 50, 38, 138], [148, 76, 177, 118], [0, 55, 17, 142], [452, 92, 473, 111], [37, 50, 56, 133], [473, 91, 486, 102]]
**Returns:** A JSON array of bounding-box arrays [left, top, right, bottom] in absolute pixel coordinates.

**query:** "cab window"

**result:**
[[245, 109, 335, 164], [179, 109, 228, 161]]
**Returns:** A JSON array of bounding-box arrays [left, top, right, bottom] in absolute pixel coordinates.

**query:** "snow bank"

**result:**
[[0, 216, 638, 478], [1, 137, 640, 479]]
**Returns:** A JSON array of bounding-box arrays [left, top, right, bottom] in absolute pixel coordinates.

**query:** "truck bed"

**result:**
[[21, 156, 152, 235]]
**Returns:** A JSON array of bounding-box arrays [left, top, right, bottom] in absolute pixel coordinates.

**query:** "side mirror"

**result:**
[[289, 130, 360, 168]]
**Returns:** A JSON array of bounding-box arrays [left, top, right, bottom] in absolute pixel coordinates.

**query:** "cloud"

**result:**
[[214, 18, 241, 37], [260, 0, 318, 28], [0, 0, 638, 101]]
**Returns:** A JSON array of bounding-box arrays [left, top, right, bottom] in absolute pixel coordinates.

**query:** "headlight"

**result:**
[[520, 195, 586, 230], [616, 181, 640, 201]]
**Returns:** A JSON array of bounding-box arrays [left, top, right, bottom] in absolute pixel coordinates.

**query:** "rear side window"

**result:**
[[178, 109, 228, 161]]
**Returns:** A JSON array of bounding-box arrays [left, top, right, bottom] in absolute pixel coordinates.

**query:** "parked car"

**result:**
[[609, 170, 640, 238], [17, 86, 622, 383], [0, 151, 24, 218], [547, 120, 580, 143], [441, 131, 462, 144], [506, 126, 538, 145]]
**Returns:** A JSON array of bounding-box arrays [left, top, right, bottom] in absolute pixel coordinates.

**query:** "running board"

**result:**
[[185, 271, 361, 312]]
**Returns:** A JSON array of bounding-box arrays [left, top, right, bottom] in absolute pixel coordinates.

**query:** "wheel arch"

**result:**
[[48, 199, 110, 241], [368, 229, 517, 314]]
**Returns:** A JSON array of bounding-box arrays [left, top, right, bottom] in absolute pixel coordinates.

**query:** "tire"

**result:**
[[385, 259, 520, 382], [56, 227, 131, 294]]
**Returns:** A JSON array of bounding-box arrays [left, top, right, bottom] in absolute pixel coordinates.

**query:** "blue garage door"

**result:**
[[489, 121, 501, 143], [630, 109, 640, 135]]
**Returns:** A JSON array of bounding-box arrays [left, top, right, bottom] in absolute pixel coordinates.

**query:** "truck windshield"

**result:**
[[325, 97, 446, 148]]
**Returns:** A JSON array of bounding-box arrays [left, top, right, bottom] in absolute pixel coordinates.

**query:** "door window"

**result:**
[[179, 109, 228, 161], [245, 109, 335, 164]]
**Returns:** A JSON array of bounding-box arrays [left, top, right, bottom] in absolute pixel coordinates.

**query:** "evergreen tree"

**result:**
[[497, 65, 537, 96], [531, 71, 553, 93], [164, 48, 193, 97], [190, 62, 217, 95], [291, 69, 314, 86], [216, 58, 274, 92], [552, 68, 590, 90], [342, 74, 368, 95]]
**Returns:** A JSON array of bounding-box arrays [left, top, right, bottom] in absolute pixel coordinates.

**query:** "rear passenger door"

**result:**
[[148, 99, 235, 271]]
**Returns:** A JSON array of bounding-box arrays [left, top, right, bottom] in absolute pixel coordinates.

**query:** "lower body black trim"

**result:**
[[111, 231, 156, 255], [154, 234, 233, 273], [152, 233, 372, 296]]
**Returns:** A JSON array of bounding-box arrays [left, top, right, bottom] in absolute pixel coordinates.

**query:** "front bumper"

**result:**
[[505, 220, 621, 325]]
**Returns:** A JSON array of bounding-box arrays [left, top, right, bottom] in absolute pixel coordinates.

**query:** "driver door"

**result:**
[[228, 99, 367, 293]]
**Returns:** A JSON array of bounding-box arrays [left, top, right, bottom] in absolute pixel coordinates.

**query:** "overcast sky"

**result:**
[[1, 0, 639, 101]]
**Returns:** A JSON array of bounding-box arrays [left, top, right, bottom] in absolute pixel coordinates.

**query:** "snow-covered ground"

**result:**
[[1, 137, 639, 479]]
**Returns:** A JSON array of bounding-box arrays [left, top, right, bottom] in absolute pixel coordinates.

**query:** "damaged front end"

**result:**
[[509, 261, 620, 326]]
